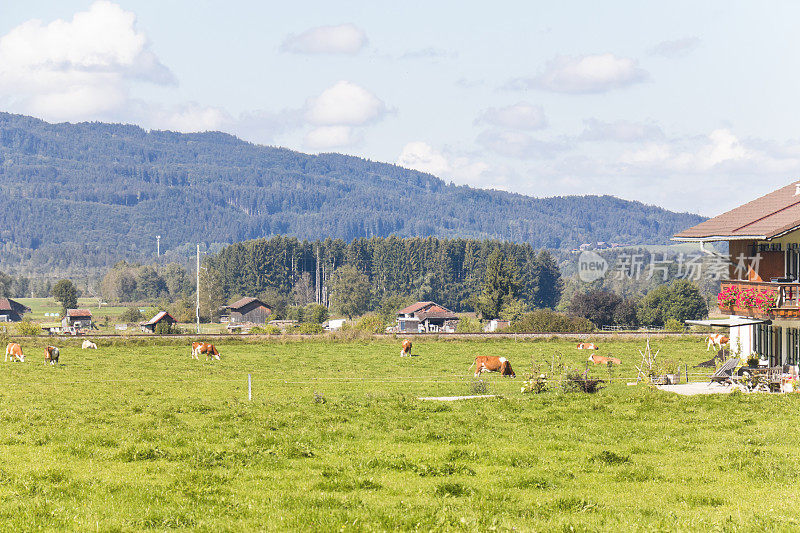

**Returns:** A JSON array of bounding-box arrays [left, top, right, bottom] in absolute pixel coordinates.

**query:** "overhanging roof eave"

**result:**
[[671, 235, 767, 243]]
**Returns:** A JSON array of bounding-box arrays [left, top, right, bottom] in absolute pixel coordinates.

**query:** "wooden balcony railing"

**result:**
[[719, 279, 800, 318]]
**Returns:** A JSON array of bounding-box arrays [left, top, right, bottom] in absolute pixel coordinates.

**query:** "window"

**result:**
[[753, 324, 783, 366], [787, 328, 800, 366]]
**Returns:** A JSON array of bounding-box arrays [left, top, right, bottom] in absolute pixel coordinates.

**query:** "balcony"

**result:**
[[718, 280, 800, 319]]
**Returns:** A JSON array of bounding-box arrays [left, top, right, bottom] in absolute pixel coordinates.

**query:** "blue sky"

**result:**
[[1, 1, 799, 216]]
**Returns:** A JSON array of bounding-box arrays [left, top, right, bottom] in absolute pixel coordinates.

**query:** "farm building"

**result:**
[[221, 297, 271, 324], [397, 301, 458, 333], [485, 319, 511, 332], [140, 311, 176, 333], [62, 309, 93, 329], [0, 298, 31, 322], [674, 180, 800, 366], [324, 318, 346, 331]]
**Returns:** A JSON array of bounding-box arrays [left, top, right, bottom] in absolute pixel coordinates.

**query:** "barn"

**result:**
[[223, 297, 272, 324], [62, 309, 93, 329], [397, 301, 459, 333], [140, 311, 177, 333], [0, 298, 31, 323]]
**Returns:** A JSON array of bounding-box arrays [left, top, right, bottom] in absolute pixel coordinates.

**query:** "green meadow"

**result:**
[[0, 336, 798, 531]]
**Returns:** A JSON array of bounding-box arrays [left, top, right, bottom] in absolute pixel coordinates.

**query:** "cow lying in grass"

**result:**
[[82, 340, 97, 349], [44, 346, 60, 365], [471, 356, 515, 377], [192, 342, 220, 360], [577, 343, 598, 350], [5, 343, 24, 362]]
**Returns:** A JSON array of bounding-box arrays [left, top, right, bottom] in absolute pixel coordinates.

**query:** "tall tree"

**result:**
[[329, 265, 371, 319], [476, 249, 521, 319], [52, 279, 78, 314]]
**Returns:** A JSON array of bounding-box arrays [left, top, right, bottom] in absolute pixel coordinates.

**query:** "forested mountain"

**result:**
[[0, 112, 704, 274]]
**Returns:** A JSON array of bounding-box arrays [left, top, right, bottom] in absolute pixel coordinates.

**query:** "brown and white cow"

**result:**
[[577, 342, 598, 350], [400, 339, 412, 357], [5, 343, 24, 362], [471, 356, 515, 377], [706, 334, 729, 351], [44, 346, 60, 365], [192, 342, 220, 360], [588, 353, 620, 365]]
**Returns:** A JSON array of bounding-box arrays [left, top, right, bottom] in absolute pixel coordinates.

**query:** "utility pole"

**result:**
[[196, 244, 200, 334], [157, 235, 161, 258]]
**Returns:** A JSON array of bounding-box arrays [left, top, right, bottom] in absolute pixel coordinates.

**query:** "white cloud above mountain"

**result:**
[[507, 53, 648, 94], [0, 1, 174, 121], [281, 23, 367, 55], [476, 102, 547, 130]]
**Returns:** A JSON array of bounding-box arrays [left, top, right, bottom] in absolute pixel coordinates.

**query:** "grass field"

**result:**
[[0, 335, 798, 531]]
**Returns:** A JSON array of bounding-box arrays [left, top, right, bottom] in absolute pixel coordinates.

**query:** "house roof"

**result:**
[[142, 311, 175, 325], [398, 301, 435, 314], [67, 309, 92, 318], [227, 297, 270, 311], [414, 304, 457, 320], [673, 181, 800, 241], [0, 298, 30, 313]]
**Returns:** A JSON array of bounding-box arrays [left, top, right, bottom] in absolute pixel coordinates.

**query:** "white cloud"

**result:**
[[398, 47, 455, 61], [648, 37, 701, 58], [507, 54, 648, 94], [397, 141, 451, 176], [0, 1, 174, 121], [476, 129, 567, 159], [579, 118, 664, 142], [145, 102, 233, 133], [305, 81, 386, 126], [305, 126, 361, 149], [476, 102, 547, 130], [281, 23, 367, 55]]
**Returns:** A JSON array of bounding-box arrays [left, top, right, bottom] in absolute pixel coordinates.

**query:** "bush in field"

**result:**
[[664, 318, 685, 332], [457, 316, 483, 333], [296, 323, 324, 335], [15, 319, 40, 336], [154, 321, 178, 335], [120, 307, 143, 323], [354, 314, 386, 333], [561, 369, 604, 393], [508, 309, 594, 333], [521, 362, 549, 394], [638, 279, 707, 327]]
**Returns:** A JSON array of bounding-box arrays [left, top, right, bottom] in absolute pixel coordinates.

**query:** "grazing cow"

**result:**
[[471, 356, 516, 377], [192, 342, 220, 360], [577, 343, 598, 350], [82, 340, 97, 350], [400, 339, 412, 357], [706, 334, 729, 351], [44, 346, 60, 365], [5, 343, 24, 362], [588, 353, 621, 365]]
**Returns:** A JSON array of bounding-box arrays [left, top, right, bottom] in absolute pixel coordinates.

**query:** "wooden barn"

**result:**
[[62, 309, 93, 329], [140, 311, 176, 333], [223, 297, 272, 324], [0, 298, 31, 322]]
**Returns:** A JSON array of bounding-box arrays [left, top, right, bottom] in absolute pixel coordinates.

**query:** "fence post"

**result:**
[[685, 364, 689, 383], [248, 373, 252, 401]]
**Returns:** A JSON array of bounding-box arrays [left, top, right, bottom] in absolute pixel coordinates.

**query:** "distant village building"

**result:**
[[397, 302, 458, 333], [484, 319, 511, 332], [324, 318, 346, 331], [62, 309, 93, 329], [0, 298, 31, 323], [140, 311, 176, 333], [221, 297, 271, 324]]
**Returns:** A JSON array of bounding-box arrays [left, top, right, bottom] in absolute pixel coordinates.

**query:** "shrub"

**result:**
[[521, 363, 549, 394], [561, 369, 604, 393], [120, 307, 143, 323], [457, 316, 483, 333], [154, 321, 178, 335], [296, 323, 324, 335], [508, 309, 594, 333], [664, 318, 684, 332], [354, 314, 386, 334], [471, 380, 489, 395], [15, 319, 41, 336]]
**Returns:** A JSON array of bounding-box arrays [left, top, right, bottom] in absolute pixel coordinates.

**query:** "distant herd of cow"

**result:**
[[3, 339, 221, 364], [4, 334, 730, 370]]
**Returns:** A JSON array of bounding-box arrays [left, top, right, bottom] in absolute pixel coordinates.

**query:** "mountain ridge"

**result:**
[[0, 111, 704, 273]]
